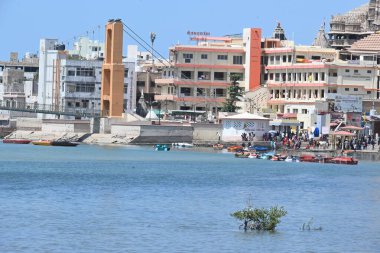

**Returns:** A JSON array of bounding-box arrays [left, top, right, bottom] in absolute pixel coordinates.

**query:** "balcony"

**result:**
[[155, 94, 225, 103]]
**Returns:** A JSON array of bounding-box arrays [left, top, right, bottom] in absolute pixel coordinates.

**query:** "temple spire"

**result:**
[[272, 22, 287, 41], [312, 21, 329, 48]]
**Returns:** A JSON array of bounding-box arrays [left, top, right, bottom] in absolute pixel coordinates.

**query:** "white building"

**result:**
[[219, 112, 270, 142], [69, 37, 104, 60], [38, 38, 136, 119]]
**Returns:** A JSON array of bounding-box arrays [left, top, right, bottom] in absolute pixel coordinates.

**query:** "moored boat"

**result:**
[[3, 139, 31, 144], [154, 144, 170, 151], [285, 155, 300, 163], [51, 141, 79, 147], [328, 156, 358, 165], [32, 140, 52, 146], [213, 143, 224, 150], [234, 151, 250, 158], [227, 145, 243, 152]]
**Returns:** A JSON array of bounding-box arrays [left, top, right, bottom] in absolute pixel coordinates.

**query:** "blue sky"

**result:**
[[0, 0, 367, 60]]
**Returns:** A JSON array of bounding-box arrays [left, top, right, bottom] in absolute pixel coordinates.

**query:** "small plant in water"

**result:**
[[231, 204, 287, 232]]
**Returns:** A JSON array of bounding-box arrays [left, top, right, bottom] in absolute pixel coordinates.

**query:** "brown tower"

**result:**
[[101, 19, 124, 117]]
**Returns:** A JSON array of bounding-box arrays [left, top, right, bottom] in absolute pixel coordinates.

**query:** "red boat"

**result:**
[[2, 139, 32, 144], [300, 155, 317, 162], [328, 156, 358, 165]]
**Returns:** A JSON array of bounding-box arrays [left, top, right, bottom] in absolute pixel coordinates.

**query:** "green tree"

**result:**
[[231, 206, 287, 231], [222, 74, 243, 112]]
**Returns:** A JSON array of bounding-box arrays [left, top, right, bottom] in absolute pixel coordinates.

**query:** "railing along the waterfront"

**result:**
[[0, 100, 104, 118]]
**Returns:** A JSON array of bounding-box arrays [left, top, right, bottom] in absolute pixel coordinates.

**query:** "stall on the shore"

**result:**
[[219, 112, 270, 142]]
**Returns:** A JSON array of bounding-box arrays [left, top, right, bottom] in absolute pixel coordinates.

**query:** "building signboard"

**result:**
[[333, 95, 363, 113]]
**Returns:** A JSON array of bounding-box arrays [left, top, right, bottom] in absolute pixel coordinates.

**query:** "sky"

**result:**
[[0, 0, 368, 60]]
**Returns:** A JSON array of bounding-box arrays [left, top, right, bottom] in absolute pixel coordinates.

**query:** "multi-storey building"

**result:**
[[38, 38, 135, 119], [0, 52, 39, 123], [263, 39, 379, 129], [154, 28, 262, 118]]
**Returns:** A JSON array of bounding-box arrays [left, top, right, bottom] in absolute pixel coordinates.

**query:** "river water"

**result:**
[[0, 143, 379, 252]]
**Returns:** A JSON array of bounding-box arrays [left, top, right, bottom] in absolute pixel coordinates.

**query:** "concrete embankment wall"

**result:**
[[112, 124, 193, 144], [41, 119, 91, 133], [192, 123, 222, 145], [16, 118, 42, 131]]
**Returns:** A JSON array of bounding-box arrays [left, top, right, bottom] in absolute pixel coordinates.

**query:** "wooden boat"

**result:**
[[300, 155, 317, 163], [51, 141, 78, 147], [328, 157, 358, 165], [234, 151, 250, 158], [271, 154, 286, 161], [227, 145, 243, 152], [2, 139, 31, 144], [32, 140, 52, 146], [154, 144, 170, 151], [213, 143, 224, 150]]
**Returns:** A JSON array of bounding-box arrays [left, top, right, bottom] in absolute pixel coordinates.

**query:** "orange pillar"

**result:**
[[248, 28, 262, 91], [101, 20, 124, 117]]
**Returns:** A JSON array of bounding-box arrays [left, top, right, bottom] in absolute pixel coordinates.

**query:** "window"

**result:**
[[181, 71, 193, 79], [345, 88, 349, 91], [124, 84, 128, 94], [354, 88, 358, 91], [67, 70, 75, 76], [345, 69, 350, 73], [311, 55, 321, 60], [201, 54, 208, 59], [196, 88, 205, 96], [76, 67, 94, 77], [293, 109, 298, 114], [197, 71, 211, 80], [275, 73, 280, 82], [270, 56, 274, 64], [367, 91, 372, 94], [67, 102, 72, 107], [75, 83, 95, 93], [217, 55, 228, 60], [180, 87, 191, 96], [288, 55, 292, 62], [75, 102, 80, 107], [367, 70, 372, 74], [282, 55, 287, 63], [214, 72, 226, 81], [301, 109, 308, 114], [82, 100, 89, 108], [215, 88, 225, 97], [183, 53, 193, 59], [233, 56, 243, 64], [354, 70, 359, 74], [124, 68, 129, 78]]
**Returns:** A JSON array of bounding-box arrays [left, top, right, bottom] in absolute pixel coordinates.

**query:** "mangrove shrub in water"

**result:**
[[231, 206, 287, 231]]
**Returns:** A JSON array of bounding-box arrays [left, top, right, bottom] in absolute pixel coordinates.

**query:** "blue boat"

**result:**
[[154, 144, 170, 151], [249, 146, 269, 152]]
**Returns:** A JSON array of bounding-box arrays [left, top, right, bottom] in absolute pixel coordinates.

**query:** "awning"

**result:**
[[340, 125, 364, 131], [330, 131, 355, 136], [270, 120, 302, 127]]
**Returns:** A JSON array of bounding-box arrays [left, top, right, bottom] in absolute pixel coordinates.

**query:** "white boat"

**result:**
[[172, 142, 193, 148], [284, 156, 300, 163]]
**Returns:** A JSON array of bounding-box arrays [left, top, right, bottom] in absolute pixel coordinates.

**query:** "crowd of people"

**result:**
[[261, 130, 380, 151]]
